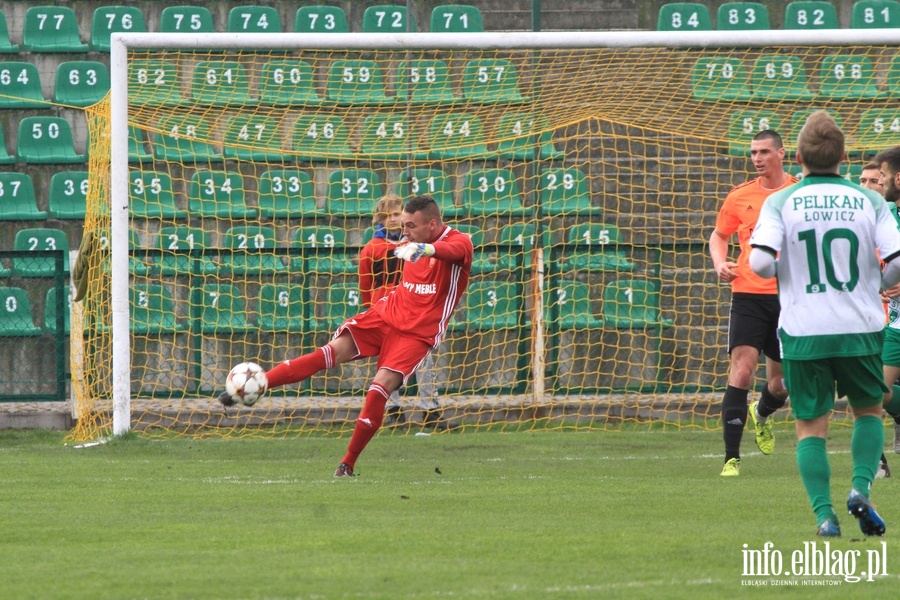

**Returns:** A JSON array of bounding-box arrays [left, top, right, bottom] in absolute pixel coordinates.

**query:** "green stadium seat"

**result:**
[[326, 60, 394, 105], [851, 0, 900, 27], [359, 113, 426, 159], [0, 173, 47, 221], [496, 223, 552, 272], [396, 60, 458, 105], [817, 55, 882, 99], [784, 2, 839, 29], [160, 6, 215, 33], [0, 126, 13, 164], [690, 56, 752, 102], [43, 286, 71, 335], [602, 279, 673, 329], [431, 5, 484, 32], [129, 59, 183, 106], [725, 109, 783, 156], [22, 6, 88, 52], [129, 126, 153, 164], [221, 226, 286, 275], [294, 6, 349, 33], [12, 228, 70, 277], [465, 281, 521, 330], [91, 5, 147, 52], [426, 112, 490, 159], [0, 62, 45, 108], [495, 112, 563, 161], [561, 223, 636, 273], [462, 168, 529, 217], [750, 54, 813, 101], [190, 60, 253, 106], [154, 226, 211, 276], [399, 168, 464, 219], [0, 10, 19, 53], [853, 108, 900, 154], [538, 167, 601, 216], [54, 61, 111, 107], [463, 59, 528, 104], [257, 169, 319, 218], [657, 3, 712, 30], [222, 114, 290, 161], [716, 2, 771, 29], [258, 60, 321, 106], [227, 6, 282, 32], [132, 285, 185, 335], [187, 170, 257, 219], [362, 5, 417, 32], [256, 284, 306, 332], [326, 169, 383, 217], [309, 283, 362, 332], [153, 115, 222, 162], [0, 287, 42, 337], [48, 171, 88, 220], [17, 117, 85, 164], [452, 224, 494, 275], [129, 170, 187, 219], [127, 229, 153, 277], [291, 226, 356, 275], [882, 54, 900, 97], [191, 284, 251, 334], [291, 114, 352, 161], [546, 281, 603, 330]]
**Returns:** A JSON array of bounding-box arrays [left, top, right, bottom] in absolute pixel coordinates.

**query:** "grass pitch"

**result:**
[[0, 425, 897, 599]]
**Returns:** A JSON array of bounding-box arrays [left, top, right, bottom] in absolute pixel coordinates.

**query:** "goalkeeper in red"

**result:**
[[219, 195, 473, 477]]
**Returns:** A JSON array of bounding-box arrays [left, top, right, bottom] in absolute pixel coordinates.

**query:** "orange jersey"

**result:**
[[714, 175, 798, 294]]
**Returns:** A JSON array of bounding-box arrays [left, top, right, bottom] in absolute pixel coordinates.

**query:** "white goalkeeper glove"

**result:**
[[394, 243, 435, 263]]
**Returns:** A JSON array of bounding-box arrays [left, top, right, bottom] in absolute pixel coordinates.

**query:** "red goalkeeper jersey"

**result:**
[[372, 226, 473, 346]]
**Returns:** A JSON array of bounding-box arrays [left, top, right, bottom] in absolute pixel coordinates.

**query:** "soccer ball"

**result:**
[[225, 362, 268, 406]]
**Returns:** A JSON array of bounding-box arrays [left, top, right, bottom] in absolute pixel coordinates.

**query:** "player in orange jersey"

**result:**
[[709, 130, 798, 477]]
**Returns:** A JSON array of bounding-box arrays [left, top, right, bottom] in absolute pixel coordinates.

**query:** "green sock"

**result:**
[[851, 415, 885, 497], [797, 436, 835, 525], [885, 386, 900, 417]]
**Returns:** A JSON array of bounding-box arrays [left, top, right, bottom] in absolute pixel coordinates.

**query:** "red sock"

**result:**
[[265, 345, 334, 389], [342, 383, 390, 468]]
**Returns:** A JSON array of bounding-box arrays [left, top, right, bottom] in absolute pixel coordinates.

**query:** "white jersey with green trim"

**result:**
[[750, 174, 900, 359], [887, 202, 900, 330]]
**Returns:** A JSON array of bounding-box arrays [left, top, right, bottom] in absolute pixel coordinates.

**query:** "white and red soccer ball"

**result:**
[[225, 362, 268, 406]]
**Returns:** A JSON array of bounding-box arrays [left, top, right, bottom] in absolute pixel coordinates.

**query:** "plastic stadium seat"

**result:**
[[0, 287, 42, 337], [22, 6, 88, 52], [228, 6, 282, 33], [690, 56, 752, 102], [191, 284, 251, 334], [465, 281, 521, 330], [462, 168, 529, 217], [882, 54, 900, 97], [784, 2, 839, 29], [153, 115, 222, 162], [495, 223, 552, 272], [0, 173, 47, 221], [17, 117, 86, 164], [399, 168, 464, 219], [546, 281, 603, 330], [431, 4, 484, 32], [256, 284, 305, 332], [294, 6, 349, 32], [854, 109, 900, 154], [222, 115, 290, 161], [190, 60, 253, 106], [129, 59, 183, 106], [221, 226, 286, 275], [258, 60, 321, 106], [160, 6, 214, 33], [426, 112, 490, 159], [12, 228, 70, 277], [187, 170, 257, 219], [495, 113, 563, 161], [132, 285, 185, 335], [851, 0, 900, 27], [817, 55, 882, 100], [0, 10, 19, 53], [561, 223, 636, 273], [359, 113, 426, 159], [362, 5, 416, 32], [257, 169, 319, 217], [396, 60, 458, 104], [538, 167, 601, 217], [0, 126, 13, 164], [154, 226, 211, 276], [326, 60, 393, 105], [54, 61, 110, 107], [716, 2, 771, 29], [43, 287, 71, 334], [129, 126, 153, 164], [602, 279, 673, 329], [129, 170, 187, 219], [309, 283, 362, 332], [91, 5, 147, 52], [725, 110, 783, 156], [452, 224, 494, 275], [326, 169, 383, 217], [0, 62, 45, 108], [48, 171, 88, 220], [750, 54, 813, 101], [291, 114, 352, 161], [463, 59, 528, 104], [291, 226, 356, 275], [657, 3, 712, 30], [127, 229, 153, 277]]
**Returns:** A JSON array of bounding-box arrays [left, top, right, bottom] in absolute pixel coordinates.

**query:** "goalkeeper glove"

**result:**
[[394, 243, 435, 263]]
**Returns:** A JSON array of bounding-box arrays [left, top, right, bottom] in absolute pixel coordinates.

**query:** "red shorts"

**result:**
[[333, 309, 433, 384]]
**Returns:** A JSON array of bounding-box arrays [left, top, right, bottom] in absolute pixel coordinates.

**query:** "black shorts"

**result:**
[[728, 293, 782, 362]]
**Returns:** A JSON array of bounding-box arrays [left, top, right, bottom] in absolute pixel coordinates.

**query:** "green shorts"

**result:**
[[783, 354, 888, 420], [882, 327, 900, 368]]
